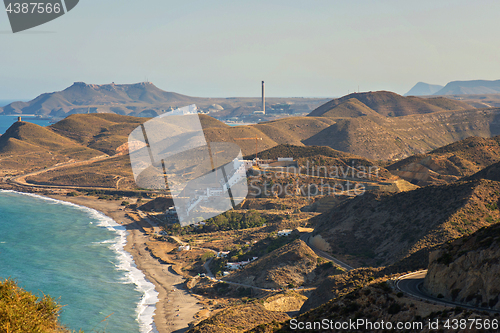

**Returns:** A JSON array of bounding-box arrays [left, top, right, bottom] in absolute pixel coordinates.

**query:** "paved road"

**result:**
[[396, 270, 500, 314], [300, 233, 354, 271]]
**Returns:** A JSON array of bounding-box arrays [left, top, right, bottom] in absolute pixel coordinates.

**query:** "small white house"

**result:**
[[226, 263, 241, 270], [278, 229, 293, 237], [178, 245, 191, 251], [217, 251, 230, 258]]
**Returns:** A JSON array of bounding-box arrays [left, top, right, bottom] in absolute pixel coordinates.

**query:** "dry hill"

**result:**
[[187, 302, 290, 333], [468, 160, 500, 182], [303, 107, 500, 160], [251, 277, 498, 333], [224, 239, 343, 289], [308, 91, 471, 118], [311, 179, 500, 268], [424, 223, 500, 309], [387, 135, 500, 186]]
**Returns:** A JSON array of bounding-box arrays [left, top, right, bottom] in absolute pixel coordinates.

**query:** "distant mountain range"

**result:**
[[435, 79, 500, 95], [3, 88, 500, 161], [0, 82, 329, 119], [406, 79, 500, 96], [0, 82, 204, 117]]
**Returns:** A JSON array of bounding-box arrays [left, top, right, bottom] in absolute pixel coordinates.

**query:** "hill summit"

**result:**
[[0, 82, 202, 117], [434, 79, 500, 95], [308, 91, 471, 118]]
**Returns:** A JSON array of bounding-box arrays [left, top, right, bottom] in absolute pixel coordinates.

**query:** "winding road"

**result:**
[[396, 270, 500, 314], [300, 232, 354, 271]]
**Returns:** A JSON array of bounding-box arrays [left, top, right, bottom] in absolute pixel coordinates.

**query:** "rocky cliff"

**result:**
[[424, 223, 500, 309]]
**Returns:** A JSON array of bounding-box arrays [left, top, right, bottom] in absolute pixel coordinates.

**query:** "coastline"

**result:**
[[0, 186, 202, 333], [47, 194, 204, 333]]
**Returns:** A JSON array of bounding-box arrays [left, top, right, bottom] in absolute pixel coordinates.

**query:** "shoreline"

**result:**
[[0, 186, 202, 333]]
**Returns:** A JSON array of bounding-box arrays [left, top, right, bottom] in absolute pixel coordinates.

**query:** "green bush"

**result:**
[[200, 252, 215, 263], [0, 278, 70, 332]]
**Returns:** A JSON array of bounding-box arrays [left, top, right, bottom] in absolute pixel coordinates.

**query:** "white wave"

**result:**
[[0, 190, 159, 333]]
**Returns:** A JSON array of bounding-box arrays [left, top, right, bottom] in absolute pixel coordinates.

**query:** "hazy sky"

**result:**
[[1, 0, 499, 99]]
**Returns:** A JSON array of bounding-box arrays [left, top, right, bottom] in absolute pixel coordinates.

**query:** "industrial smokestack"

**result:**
[[262, 81, 265, 114]]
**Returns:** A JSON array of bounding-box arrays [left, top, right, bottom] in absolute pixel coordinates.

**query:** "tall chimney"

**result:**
[[262, 81, 265, 114]]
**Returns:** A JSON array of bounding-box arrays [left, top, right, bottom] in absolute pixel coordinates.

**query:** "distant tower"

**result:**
[[17, 116, 21, 122], [262, 81, 266, 114]]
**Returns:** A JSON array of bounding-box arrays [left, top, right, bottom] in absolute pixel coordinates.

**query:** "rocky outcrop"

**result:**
[[423, 223, 500, 309], [312, 179, 500, 268], [263, 292, 307, 312]]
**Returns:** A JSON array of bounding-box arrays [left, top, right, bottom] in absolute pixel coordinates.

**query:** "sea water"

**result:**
[[0, 190, 158, 333], [0, 115, 53, 134]]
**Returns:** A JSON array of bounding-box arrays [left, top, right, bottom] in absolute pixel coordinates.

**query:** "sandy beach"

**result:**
[[47, 194, 203, 333]]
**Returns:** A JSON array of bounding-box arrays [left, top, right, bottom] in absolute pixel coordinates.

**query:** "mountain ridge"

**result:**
[[308, 91, 472, 118], [434, 79, 500, 95], [404, 82, 444, 96]]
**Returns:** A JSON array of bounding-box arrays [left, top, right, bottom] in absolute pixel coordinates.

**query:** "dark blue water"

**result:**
[[0, 191, 158, 332], [0, 115, 53, 134]]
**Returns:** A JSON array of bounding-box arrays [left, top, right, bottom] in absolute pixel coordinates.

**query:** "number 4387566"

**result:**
[[6, 2, 61, 14]]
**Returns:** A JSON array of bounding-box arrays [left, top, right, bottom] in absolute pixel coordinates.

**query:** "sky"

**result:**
[[1, 0, 500, 100]]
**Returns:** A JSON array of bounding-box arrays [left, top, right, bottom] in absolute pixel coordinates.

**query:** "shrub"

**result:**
[[0, 279, 69, 332], [200, 252, 215, 263], [387, 303, 401, 314]]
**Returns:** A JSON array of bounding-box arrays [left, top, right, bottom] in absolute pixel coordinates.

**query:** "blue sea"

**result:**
[[0, 115, 53, 134], [0, 190, 158, 333], [0, 99, 54, 134]]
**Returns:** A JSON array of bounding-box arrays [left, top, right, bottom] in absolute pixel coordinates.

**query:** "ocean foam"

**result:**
[[0, 190, 159, 333]]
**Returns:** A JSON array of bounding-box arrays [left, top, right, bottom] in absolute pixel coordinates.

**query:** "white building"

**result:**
[[178, 245, 191, 251], [278, 229, 293, 237]]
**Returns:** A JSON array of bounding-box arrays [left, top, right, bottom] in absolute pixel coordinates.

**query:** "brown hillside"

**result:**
[[252, 117, 335, 145], [1, 121, 81, 150], [203, 117, 335, 156], [187, 302, 290, 333], [0, 121, 103, 163], [304, 108, 500, 160], [299, 267, 386, 313], [303, 116, 407, 160], [388, 135, 500, 186], [469, 160, 500, 182], [50, 113, 146, 154], [311, 179, 500, 268], [244, 144, 353, 160], [198, 114, 231, 128], [424, 223, 500, 309], [309, 91, 472, 118], [318, 98, 382, 118], [224, 239, 331, 289], [254, 277, 498, 333], [243, 144, 396, 181], [26, 155, 136, 190]]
